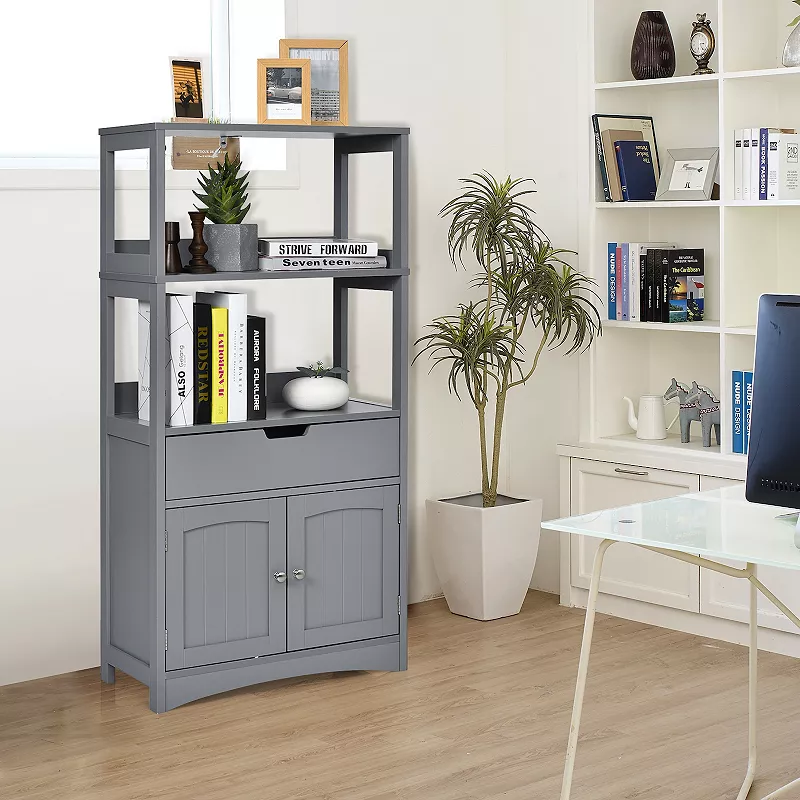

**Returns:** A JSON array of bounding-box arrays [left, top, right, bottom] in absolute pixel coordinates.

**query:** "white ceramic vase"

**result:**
[[426, 494, 543, 621], [282, 376, 349, 411]]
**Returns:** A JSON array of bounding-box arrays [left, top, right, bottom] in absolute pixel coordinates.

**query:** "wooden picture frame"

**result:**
[[257, 58, 311, 126], [279, 39, 348, 126]]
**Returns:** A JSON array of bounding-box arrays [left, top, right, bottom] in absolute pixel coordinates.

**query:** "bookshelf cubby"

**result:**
[[581, 0, 800, 464], [100, 122, 409, 712]]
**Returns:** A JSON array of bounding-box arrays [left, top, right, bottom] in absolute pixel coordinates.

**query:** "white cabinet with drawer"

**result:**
[[569, 458, 700, 610]]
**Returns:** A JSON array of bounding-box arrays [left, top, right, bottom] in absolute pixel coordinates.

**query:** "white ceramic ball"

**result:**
[[282, 376, 349, 411]]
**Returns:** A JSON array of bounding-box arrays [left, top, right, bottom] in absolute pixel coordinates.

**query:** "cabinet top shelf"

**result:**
[[99, 122, 410, 138]]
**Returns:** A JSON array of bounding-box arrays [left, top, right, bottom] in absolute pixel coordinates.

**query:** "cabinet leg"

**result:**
[[101, 662, 115, 684]]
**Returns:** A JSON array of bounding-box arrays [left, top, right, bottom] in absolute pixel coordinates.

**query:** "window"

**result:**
[[0, 0, 286, 170]]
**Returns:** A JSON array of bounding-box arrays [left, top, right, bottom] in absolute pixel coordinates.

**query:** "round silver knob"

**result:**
[[274, 571, 287, 583], [293, 569, 306, 581]]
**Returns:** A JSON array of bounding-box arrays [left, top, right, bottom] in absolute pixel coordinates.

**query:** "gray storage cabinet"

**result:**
[[99, 122, 410, 712]]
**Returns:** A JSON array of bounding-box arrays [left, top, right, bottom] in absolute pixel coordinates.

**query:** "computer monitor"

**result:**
[[746, 294, 800, 521]]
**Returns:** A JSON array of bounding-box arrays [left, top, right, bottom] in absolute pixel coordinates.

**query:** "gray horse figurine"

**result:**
[[664, 378, 700, 444], [686, 381, 721, 447]]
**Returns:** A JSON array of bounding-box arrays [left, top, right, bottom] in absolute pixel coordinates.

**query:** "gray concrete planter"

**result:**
[[205, 223, 258, 272]]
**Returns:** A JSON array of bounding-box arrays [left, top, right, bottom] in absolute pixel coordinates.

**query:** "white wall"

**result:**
[[0, 0, 582, 685]]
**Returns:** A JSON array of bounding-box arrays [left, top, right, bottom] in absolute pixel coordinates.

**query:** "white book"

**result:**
[[259, 238, 379, 258], [166, 294, 194, 427], [137, 300, 150, 421], [780, 133, 800, 201], [750, 129, 760, 203], [768, 129, 782, 200], [741, 128, 751, 202], [734, 129, 744, 202], [628, 242, 641, 322], [197, 292, 247, 422]]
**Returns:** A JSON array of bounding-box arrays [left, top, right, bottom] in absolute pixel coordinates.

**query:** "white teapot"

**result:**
[[623, 395, 679, 440]]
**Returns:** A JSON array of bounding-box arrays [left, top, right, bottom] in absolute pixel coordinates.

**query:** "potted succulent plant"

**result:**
[[193, 153, 257, 271], [283, 362, 349, 411], [416, 172, 602, 621]]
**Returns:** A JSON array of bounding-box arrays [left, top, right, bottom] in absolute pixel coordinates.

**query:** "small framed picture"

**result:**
[[170, 57, 206, 120], [257, 58, 311, 125], [655, 147, 720, 201], [279, 39, 348, 125]]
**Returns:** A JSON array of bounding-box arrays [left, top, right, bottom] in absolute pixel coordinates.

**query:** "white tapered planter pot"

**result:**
[[426, 494, 543, 621]]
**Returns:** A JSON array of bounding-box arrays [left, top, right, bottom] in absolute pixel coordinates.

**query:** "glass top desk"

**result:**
[[542, 486, 800, 800]]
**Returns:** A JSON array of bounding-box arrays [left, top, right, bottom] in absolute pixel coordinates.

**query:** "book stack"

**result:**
[[731, 369, 754, 455], [258, 237, 387, 270], [606, 243, 705, 323], [138, 292, 267, 427], [592, 114, 660, 202], [733, 128, 800, 202]]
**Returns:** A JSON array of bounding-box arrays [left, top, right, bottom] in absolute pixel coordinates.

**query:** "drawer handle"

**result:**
[[614, 468, 649, 477], [264, 425, 309, 439]]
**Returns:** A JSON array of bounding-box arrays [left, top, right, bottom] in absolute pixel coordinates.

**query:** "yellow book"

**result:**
[[211, 307, 228, 423]]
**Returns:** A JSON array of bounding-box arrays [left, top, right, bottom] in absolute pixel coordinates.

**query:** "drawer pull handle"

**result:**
[[274, 571, 287, 583], [293, 569, 306, 581], [264, 425, 309, 439], [614, 468, 649, 477]]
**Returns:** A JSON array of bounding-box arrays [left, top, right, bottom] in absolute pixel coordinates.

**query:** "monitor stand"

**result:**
[[776, 511, 800, 548]]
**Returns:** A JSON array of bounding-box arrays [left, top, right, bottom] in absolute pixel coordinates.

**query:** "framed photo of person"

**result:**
[[169, 57, 207, 121], [655, 147, 720, 201], [279, 39, 348, 125], [257, 58, 311, 125]]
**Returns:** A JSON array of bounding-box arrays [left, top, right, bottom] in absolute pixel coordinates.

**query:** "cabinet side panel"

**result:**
[[109, 435, 150, 665]]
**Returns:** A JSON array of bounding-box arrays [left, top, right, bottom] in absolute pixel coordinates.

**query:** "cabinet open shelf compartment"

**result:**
[[100, 122, 410, 713]]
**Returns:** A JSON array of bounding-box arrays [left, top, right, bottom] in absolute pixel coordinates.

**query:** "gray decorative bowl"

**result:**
[[204, 223, 258, 272]]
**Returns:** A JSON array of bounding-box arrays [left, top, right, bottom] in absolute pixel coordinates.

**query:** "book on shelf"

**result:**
[[620, 243, 630, 320], [644, 245, 677, 322], [633, 242, 674, 322], [210, 306, 228, 424], [137, 300, 150, 421], [591, 114, 660, 202], [258, 237, 379, 258], [166, 294, 194, 427], [259, 255, 387, 271], [661, 249, 704, 323], [732, 370, 744, 454], [600, 128, 643, 202], [193, 302, 212, 425], [775, 133, 800, 201], [615, 140, 657, 202], [197, 292, 247, 423], [744, 370, 754, 455], [615, 245, 622, 320], [749, 129, 760, 202], [247, 316, 266, 421], [742, 128, 751, 202], [607, 243, 617, 320], [734, 129, 744, 202]]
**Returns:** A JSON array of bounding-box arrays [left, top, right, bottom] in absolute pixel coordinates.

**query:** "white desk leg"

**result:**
[[560, 538, 614, 800], [737, 563, 758, 800]]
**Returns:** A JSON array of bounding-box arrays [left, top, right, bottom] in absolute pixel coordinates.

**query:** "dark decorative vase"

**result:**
[[631, 11, 676, 81], [187, 211, 215, 274], [165, 221, 183, 275]]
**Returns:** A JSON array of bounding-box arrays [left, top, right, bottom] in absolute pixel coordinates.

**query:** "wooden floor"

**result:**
[[3, 592, 800, 799]]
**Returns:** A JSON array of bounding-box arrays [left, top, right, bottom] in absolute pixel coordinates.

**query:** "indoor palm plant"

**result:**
[[418, 172, 602, 620], [194, 153, 257, 271]]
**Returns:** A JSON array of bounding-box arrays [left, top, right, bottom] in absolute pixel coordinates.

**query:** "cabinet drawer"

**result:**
[[166, 418, 400, 500]]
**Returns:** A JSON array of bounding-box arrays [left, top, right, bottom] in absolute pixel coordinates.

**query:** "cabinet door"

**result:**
[[166, 499, 287, 670], [287, 486, 400, 651], [699, 476, 800, 634], [570, 459, 700, 611]]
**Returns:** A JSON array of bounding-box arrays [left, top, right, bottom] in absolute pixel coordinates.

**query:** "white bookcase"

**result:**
[[559, 0, 800, 657], [579, 0, 800, 464]]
